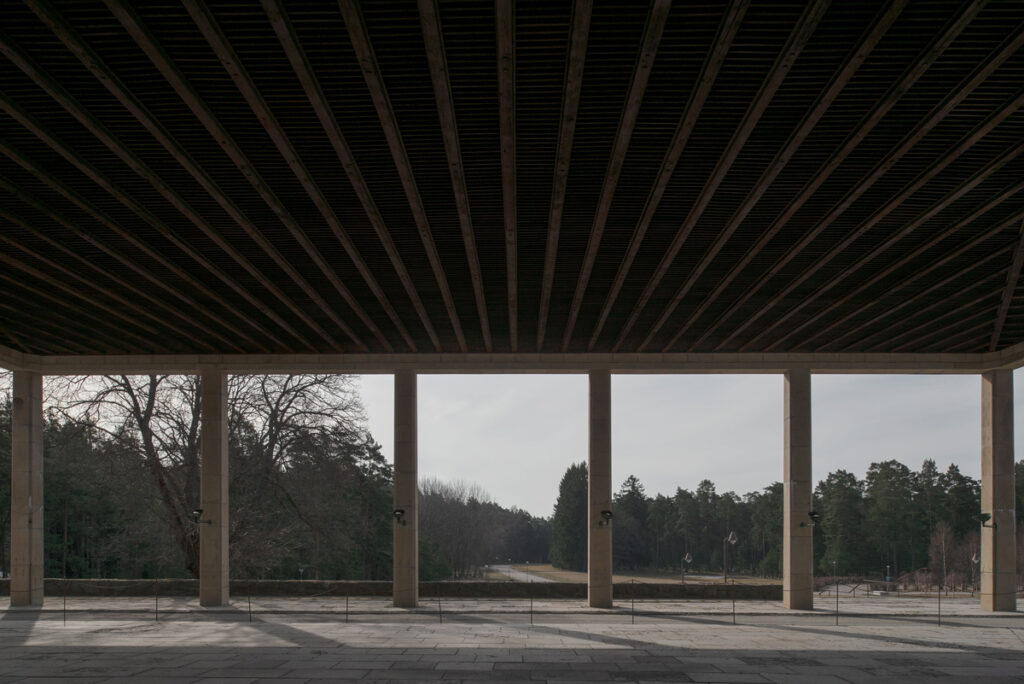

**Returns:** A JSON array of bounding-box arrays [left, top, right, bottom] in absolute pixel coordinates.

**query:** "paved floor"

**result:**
[[0, 597, 1021, 682]]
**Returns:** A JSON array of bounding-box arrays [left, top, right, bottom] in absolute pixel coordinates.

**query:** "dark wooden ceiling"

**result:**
[[1, 0, 1023, 357]]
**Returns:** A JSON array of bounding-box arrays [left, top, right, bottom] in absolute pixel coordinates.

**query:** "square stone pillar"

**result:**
[[11, 370, 44, 608], [393, 370, 418, 608], [784, 369, 813, 610], [199, 372, 229, 607], [588, 370, 613, 608], [981, 370, 1016, 611]]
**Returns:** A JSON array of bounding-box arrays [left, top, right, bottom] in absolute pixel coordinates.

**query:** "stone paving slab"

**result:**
[[0, 600, 1022, 682]]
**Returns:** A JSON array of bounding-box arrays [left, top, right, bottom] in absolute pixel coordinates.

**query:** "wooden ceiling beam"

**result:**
[[177, 0, 403, 352], [688, 1, 994, 352], [0, 141, 270, 352], [750, 94, 1024, 352], [0, 102, 295, 351], [495, 0, 517, 351], [536, 0, 592, 350], [418, 0, 492, 352], [586, 0, 748, 351], [0, 177, 246, 353], [560, 0, 670, 352], [262, 0, 442, 353], [0, 272, 150, 354], [26, 0, 363, 351], [780, 148, 1024, 351], [658, 0, 908, 352], [829, 206, 1024, 351], [0, 213, 211, 352], [989, 218, 1024, 351], [0, 32, 328, 352], [917, 315, 993, 353], [612, 0, 829, 353], [340, 0, 468, 352], [881, 279, 1004, 353], [0, 302, 96, 355], [0, 240, 174, 353]]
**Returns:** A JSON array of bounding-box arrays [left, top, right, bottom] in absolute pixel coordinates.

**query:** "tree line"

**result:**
[[550, 460, 1024, 587], [1, 372, 1022, 586], [0, 374, 549, 581]]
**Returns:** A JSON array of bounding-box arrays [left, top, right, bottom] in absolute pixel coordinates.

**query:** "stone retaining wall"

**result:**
[[0, 578, 780, 600]]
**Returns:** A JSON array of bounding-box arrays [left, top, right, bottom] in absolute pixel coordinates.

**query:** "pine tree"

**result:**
[[550, 462, 588, 571]]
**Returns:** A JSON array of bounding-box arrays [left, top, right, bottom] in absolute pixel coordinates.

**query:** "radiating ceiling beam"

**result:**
[[619, 0, 830, 352], [919, 315, 993, 353], [535, 0, 592, 350], [687, 1, 994, 352], [339, 0, 468, 352], [262, 0, 442, 353], [496, 0, 517, 351], [0, 276, 135, 355], [0, 241, 174, 353], [418, 0, 492, 352], [0, 302, 96, 355], [586, 0, 749, 351], [748, 94, 1024, 352], [0, 141, 270, 352], [0, 33, 330, 352], [829, 206, 1024, 351], [560, 0, 670, 351], [0, 213, 211, 351], [0, 177, 245, 353], [0, 100, 295, 351], [177, 0, 404, 352], [818, 180, 1024, 350], [777, 143, 1024, 351], [656, 0, 908, 352], [25, 0, 366, 352], [989, 219, 1024, 351], [0, 272, 153, 354], [885, 280, 1004, 353]]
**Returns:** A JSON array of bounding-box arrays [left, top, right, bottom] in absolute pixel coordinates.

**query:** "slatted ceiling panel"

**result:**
[[543, 1, 650, 353], [3, 0, 1024, 357], [513, 0, 572, 349], [356, 1, 478, 351], [437, 0, 509, 349], [287, 4, 451, 351], [129, 1, 376, 344], [195, 1, 417, 350], [569, 3, 715, 351], [605, 0, 810, 352]]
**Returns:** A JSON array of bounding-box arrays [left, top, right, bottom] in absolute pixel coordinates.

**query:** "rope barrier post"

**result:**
[[346, 584, 350, 624], [937, 581, 941, 627], [732, 588, 736, 625], [631, 579, 635, 625], [63, 578, 67, 627], [437, 583, 442, 624], [247, 582, 252, 623], [154, 582, 158, 622]]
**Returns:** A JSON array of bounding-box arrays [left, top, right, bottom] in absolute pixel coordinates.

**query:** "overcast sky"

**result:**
[[358, 372, 1024, 518]]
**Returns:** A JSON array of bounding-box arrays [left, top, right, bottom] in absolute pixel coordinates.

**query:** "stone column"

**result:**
[[199, 371, 229, 607], [981, 370, 1016, 611], [393, 370, 418, 608], [588, 370, 613, 608], [11, 370, 43, 607], [783, 369, 813, 610]]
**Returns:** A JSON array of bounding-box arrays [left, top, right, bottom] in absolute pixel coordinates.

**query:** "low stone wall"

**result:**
[[0, 578, 780, 600]]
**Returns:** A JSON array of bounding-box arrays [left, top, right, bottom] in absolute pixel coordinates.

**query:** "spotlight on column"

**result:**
[[393, 508, 406, 526], [801, 510, 821, 527], [976, 512, 996, 528], [190, 509, 211, 526], [598, 510, 613, 526]]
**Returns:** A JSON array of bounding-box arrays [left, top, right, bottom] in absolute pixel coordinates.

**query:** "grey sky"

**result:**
[[359, 372, 1022, 518]]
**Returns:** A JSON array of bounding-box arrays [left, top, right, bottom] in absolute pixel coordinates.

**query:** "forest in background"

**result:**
[[0, 372, 1022, 586]]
